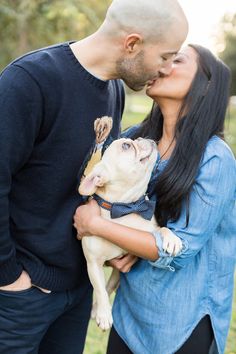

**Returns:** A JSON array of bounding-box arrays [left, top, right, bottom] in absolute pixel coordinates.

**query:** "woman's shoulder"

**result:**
[[198, 136, 236, 188], [121, 124, 141, 139], [202, 135, 235, 166]]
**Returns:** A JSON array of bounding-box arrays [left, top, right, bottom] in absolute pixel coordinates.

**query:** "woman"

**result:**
[[74, 45, 236, 354]]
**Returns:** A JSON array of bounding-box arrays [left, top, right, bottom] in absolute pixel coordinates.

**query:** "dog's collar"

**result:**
[[93, 194, 155, 220]]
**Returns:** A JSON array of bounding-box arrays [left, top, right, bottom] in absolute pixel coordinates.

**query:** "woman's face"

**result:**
[[146, 46, 198, 101]]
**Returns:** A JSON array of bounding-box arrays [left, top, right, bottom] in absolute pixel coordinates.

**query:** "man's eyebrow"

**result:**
[[162, 51, 178, 57]]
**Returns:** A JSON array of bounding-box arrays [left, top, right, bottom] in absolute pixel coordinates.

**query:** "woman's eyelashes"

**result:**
[[173, 54, 187, 64], [173, 58, 182, 64]]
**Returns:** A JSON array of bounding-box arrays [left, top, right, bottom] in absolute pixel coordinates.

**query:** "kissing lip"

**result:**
[[146, 73, 161, 85], [146, 79, 158, 89]]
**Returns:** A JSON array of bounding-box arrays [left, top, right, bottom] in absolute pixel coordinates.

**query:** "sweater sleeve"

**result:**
[[0, 64, 42, 285]]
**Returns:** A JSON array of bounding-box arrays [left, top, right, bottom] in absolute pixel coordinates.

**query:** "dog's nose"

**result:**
[[135, 138, 150, 151], [135, 137, 154, 145]]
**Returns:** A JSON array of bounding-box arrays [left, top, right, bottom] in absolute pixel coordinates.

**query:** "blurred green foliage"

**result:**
[[1, 0, 236, 95], [219, 13, 236, 95], [0, 0, 111, 70]]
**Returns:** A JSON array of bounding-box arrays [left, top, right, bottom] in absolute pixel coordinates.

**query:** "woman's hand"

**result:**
[[107, 254, 138, 273], [74, 199, 138, 272], [73, 199, 102, 238]]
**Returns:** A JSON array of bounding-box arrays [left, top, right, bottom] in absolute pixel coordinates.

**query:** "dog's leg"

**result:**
[[86, 260, 113, 331], [106, 268, 120, 296], [92, 268, 119, 320]]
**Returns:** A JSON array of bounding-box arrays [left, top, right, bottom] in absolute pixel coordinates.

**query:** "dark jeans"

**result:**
[[107, 315, 214, 354], [0, 282, 92, 354]]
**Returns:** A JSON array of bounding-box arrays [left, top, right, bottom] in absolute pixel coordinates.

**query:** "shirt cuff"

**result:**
[[149, 230, 188, 271], [0, 256, 23, 286]]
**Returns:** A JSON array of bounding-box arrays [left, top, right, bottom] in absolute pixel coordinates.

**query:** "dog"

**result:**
[[78, 136, 182, 330]]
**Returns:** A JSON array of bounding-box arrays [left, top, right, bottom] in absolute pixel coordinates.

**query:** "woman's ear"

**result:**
[[78, 163, 109, 196]]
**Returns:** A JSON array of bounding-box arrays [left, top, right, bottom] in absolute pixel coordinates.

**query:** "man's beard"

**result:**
[[116, 51, 151, 91]]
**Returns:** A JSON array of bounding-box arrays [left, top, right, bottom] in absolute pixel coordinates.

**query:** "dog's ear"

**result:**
[[78, 163, 109, 196]]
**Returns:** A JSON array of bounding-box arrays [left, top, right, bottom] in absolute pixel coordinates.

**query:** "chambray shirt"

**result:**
[[112, 130, 236, 354]]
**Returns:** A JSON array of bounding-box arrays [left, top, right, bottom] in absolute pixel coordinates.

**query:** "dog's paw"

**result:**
[[160, 227, 183, 256], [94, 116, 113, 144], [94, 306, 113, 331]]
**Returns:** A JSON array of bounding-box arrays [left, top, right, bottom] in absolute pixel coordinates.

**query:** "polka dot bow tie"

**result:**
[[93, 194, 155, 221]]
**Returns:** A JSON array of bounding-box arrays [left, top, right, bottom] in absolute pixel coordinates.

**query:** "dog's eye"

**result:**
[[122, 142, 131, 151]]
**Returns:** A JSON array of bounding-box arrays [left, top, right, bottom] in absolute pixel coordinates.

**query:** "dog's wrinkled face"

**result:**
[[79, 137, 157, 197], [103, 137, 157, 172]]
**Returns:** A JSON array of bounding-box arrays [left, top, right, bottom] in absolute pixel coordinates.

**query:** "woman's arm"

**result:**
[[150, 139, 236, 271], [75, 139, 235, 269], [74, 199, 159, 261]]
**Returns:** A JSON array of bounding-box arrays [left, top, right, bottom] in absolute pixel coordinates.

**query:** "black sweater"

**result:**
[[0, 42, 124, 291]]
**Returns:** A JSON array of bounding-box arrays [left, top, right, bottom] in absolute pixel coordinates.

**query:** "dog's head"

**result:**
[[79, 137, 157, 201]]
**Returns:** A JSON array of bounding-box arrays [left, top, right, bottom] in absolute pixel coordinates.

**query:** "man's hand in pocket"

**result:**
[[0, 270, 51, 293]]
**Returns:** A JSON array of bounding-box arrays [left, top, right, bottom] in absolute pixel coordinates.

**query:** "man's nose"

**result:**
[[159, 60, 173, 76]]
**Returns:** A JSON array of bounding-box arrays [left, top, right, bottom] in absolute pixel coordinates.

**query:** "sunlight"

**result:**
[[178, 0, 236, 52]]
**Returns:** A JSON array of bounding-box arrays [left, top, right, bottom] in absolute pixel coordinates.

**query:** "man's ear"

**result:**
[[124, 34, 143, 54], [78, 163, 109, 196]]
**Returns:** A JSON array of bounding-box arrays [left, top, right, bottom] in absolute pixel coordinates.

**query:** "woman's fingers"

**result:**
[[73, 199, 101, 236], [108, 254, 138, 273]]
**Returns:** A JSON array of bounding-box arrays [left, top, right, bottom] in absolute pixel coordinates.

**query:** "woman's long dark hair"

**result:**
[[132, 44, 231, 226]]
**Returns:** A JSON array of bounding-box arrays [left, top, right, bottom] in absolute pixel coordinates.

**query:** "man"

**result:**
[[0, 0, 188, 353]]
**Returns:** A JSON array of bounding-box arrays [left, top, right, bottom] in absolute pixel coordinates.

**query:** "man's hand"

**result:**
[[0, 270, 31, 291], [107, 254, 138, 273], [0, 270, 51, 294]]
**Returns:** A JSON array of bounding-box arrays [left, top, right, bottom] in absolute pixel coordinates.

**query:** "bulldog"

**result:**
[[78, 137, 182, 330]]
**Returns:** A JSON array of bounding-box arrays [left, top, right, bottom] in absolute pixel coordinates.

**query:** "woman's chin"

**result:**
[[145, 87, 155, 98]]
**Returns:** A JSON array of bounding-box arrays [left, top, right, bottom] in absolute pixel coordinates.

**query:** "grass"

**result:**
[[227, 275, 236, 354], [83, 94, 236, 354]]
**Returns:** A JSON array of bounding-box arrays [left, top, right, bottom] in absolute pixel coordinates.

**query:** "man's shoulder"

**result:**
[[3, 42, 71, 84], [1, 42, 76, 95], [10, 42, 68, 67]]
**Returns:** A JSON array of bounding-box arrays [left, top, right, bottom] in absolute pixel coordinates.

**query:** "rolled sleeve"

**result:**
[[149, 230, 189, 271], [151, 139, 236, 272]]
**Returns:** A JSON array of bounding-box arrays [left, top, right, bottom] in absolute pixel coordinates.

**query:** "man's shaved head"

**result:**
[[91, 0, 188, 90], [102, 0, 188, 44]]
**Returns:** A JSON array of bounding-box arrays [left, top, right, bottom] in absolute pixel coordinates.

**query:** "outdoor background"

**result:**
[[0, 1, 235, 353]]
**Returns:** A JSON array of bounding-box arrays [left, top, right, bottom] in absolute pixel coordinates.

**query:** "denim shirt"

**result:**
[[112, 127, 236, 354]]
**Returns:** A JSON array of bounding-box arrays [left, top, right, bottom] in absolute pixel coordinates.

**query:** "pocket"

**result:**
[[0, 286, 36, 296]]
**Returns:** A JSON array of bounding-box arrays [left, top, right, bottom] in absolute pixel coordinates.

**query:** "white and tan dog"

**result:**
[[79, 137, 182, 330]]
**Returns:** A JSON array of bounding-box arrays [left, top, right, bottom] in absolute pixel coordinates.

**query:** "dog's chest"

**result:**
[[82, 207, 159, 263]]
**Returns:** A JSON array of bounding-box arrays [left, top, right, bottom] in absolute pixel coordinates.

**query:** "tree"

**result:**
[[218, 13, 236, 95], [0, 0, 112, 71]]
